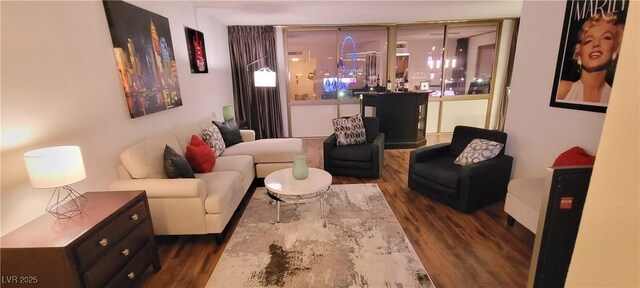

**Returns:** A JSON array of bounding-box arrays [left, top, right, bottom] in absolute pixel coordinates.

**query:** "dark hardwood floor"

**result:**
[[140, 137, 535, 288]]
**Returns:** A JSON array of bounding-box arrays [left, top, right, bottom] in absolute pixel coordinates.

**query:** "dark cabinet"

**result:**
[[528, 166, 593, 288], [0, 191, 160, 288], [360, 91, 429, 149]]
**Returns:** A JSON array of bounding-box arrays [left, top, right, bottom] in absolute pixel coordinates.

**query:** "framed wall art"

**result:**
[[185, 27, 209, 73], [549, 0, 629, 113], [103, 0, 183, 118]]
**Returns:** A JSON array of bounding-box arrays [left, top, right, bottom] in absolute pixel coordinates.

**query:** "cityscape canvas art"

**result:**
[[103, 0, 183, 118]]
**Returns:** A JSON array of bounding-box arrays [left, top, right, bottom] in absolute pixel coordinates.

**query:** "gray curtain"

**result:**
[[228, 26, 283, 139]]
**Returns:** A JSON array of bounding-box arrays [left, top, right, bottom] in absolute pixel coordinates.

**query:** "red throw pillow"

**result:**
[[553, 146, 595, 167], [185, 135, 216, 173]]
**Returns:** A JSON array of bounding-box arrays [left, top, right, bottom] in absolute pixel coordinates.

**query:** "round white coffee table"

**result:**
[[264, 167, 332, 223]]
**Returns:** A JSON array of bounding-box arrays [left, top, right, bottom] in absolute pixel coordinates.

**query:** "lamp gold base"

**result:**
[[46, 185, 87, 219]]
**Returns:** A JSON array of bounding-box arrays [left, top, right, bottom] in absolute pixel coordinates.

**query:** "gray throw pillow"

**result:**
[[163, 145, 195, 178], [454, 138, 504, 166], [332, 114, 367, 146], [213, 120, 243, 147]]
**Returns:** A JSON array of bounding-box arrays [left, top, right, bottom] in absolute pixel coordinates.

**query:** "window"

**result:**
[[285, 28, 388, 101], [397, 24, 498, 97], [444, 24, 498, 96], [396, 26, 445, 96], [283, 20, 514, 136]]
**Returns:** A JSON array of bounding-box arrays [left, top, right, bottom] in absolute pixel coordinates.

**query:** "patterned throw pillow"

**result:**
[[332, 114, 367, 146], [202, 123, 225, 157], [454, 138, 504, 166]]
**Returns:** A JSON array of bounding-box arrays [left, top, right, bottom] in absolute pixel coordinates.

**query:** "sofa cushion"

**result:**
[[196, 171, 243, 214], [214, 120, 243, 147], [164, 145, 195, 178], [329, 143, 373, 162], [202, 123, 225, 157], [185, 135, 216, 173], [332, 114, 367, 146], [363, 117, 379, 143], [173, 124, 202, 153], [411, 156, 461, 190], [121, 134, 183, 179], [221, 138, 303, 164], [213, 155, 254, 186], [454, 138, 504, 166]]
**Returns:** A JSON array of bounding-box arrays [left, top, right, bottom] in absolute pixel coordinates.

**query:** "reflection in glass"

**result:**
[[396, 26, 445, 96], [397, 24, 498, 97], [286, 29, 388, 101], [286, 30, 336, 101], [445, 25, 498, 96]]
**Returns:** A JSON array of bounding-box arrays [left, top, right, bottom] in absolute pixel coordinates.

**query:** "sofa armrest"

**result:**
[[240, 129, 255, 142], [372, 133, 385, 176], [459, 155, 514, 210], [410, 142, 450, 164], [323, 134, 338, 171], [108, 178, 206, 199]]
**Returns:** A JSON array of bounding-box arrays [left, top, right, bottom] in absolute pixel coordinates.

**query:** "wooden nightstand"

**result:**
[[0, 191, 160, 288]]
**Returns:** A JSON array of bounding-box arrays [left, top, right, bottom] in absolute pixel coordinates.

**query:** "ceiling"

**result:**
[[194, 0, 523, 26]]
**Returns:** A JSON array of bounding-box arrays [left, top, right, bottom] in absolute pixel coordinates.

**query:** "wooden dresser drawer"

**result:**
[[116, 200, 148, 233], [83, 221, 152, 288], [105, 241, 154, 288], [75, 219, 121, 269], [75, 199, 148, 269]]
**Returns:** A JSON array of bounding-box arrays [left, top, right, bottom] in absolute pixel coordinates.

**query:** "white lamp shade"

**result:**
[[254, 68, 277, 87], [24, 146, 86, 188]]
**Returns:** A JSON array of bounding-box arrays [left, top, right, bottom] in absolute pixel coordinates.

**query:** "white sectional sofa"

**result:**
[[108, 116, 302, 241]]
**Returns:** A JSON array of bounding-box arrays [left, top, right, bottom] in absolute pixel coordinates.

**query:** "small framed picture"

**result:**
[[419, 81, 430, 91], [185, 27, 209, 73]]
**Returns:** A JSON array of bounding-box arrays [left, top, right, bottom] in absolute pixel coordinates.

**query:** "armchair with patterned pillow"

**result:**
[[323, 115, 385, 178], [408, 125, 513, 213]]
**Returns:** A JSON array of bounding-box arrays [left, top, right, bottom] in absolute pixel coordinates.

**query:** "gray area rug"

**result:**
[[207, 183, 434, 287]]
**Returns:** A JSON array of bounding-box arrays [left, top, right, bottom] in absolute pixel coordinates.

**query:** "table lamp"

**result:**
[[23, 145, 87, 219]]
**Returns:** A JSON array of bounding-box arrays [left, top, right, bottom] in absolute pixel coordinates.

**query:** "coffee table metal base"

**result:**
[[264, 168, 333, 223], [267, 189, 329, 223]]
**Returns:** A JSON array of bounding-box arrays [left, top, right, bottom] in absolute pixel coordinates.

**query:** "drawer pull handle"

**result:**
[[130, 213, 139, 221], [99, 238, 108, 247], [127, 272, 135, 279], [121, 248, 130, 256]]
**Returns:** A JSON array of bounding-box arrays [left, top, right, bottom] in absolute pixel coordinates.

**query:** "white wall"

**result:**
[[0, 1, 233, 235], [566, 1, 639, 285], [504, 1, 605, 179]]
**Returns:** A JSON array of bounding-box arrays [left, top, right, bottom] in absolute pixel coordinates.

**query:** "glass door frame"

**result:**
[[282, 18, 518, 137]]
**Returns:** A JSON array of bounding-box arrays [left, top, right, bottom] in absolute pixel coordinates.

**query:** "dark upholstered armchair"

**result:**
[[323, 117, 384, 178], [408, 126, 513, 213]]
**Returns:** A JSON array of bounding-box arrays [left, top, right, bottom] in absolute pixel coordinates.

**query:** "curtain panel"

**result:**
[[228, 26, 283, 139]]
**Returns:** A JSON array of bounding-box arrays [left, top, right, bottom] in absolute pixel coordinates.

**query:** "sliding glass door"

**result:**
[[396, 23, 501, 133], [284, 19, 517, 137], [285, 27, 388, 137]]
